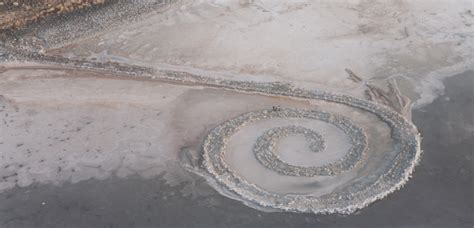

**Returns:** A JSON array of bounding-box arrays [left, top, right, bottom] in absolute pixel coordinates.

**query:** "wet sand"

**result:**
[[0, 71, 471, 228]]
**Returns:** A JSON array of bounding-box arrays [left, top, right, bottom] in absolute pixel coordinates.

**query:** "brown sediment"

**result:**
[[0, 0, 106, 31], [365, 80, 412, 117], [344, 68, 363, 83], [344, 68, 411, 117]]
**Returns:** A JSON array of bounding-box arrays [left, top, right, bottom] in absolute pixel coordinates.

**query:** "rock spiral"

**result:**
[[202, 91, 420, 214]]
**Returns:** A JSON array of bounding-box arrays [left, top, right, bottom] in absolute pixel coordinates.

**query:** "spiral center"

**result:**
[[254, 126, 327, 168]]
